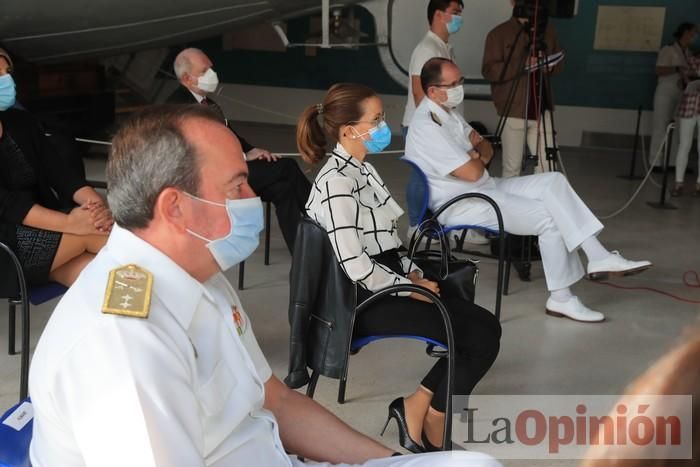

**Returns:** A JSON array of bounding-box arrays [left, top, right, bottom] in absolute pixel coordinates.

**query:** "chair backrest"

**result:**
[[285, 217, 357, 388], [0, 399, 33, 467], [401, 157, 432, 226]]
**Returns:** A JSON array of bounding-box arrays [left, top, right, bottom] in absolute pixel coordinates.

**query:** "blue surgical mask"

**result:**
[[0, 74, 16, 111], [352, 121, 392, 153], [185, 194, 264, 271], [446, 14, 463, 35]]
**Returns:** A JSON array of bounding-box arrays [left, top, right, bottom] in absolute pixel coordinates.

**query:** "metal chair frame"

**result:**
[[304, 284, 456, 451], [0, 242, 31, 402], [403, 159, 509, 319]]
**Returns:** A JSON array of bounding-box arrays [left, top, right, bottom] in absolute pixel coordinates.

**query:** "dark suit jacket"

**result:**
[[0, 108, 87, 295], [166, 86, 255, 153]]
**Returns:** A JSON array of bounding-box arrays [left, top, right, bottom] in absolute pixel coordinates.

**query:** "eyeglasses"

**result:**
[[430, 77, 466, 88], [349, 112, 386, 126]]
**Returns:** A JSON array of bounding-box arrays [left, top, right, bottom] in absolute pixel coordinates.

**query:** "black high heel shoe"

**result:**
[[380, 397, 425, 454], [421, 430, 441, 452]]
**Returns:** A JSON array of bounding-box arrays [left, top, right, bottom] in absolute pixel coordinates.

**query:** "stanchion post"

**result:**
[[647, 122, 678, 210], [618, 105, 644, 180]]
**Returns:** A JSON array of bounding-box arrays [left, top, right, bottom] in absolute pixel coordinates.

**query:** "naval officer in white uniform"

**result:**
[[405, 58, 652, 323], [28, 104, 500, 467]]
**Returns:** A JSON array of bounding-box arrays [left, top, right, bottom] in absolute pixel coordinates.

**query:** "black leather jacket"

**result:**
[[284, 217, 357, 388]]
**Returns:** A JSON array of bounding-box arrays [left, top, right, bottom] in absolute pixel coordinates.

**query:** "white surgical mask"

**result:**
[[197, 68, 219, 93], [443, 85, 464, 108]]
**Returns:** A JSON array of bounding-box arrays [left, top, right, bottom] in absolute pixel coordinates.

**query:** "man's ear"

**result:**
[[154, 187, 187, 232], [425, 85, 436, 101], [182, 72, 193, 87]]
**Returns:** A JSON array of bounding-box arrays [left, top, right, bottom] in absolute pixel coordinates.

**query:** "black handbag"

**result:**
[[408, 222, 479, 303]]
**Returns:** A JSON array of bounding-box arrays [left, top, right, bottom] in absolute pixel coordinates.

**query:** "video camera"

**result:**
[[513, 0, 549, 49], [513, 1, 549, 28]]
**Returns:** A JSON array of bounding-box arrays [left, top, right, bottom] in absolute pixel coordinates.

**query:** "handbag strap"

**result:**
[[408, 219, 451, 279]]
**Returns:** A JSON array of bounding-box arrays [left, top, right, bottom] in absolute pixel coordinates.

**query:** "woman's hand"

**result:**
[[407, 270, 422, 282], [65, 204, 106, 236], [409, 277, 440, 302], [84, 200, 114, 233]]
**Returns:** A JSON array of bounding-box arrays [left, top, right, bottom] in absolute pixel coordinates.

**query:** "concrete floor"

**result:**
[[2, 123, 699, 466]]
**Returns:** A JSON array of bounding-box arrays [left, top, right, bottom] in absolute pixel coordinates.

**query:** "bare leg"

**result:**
[[423, 407, 446, 448], [49, 234, 107, 286], [403, 385, 433, 444], [49, 252, 95, 286]]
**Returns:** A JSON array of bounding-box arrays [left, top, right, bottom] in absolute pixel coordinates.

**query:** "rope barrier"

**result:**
[[596, 123, 672, 220]]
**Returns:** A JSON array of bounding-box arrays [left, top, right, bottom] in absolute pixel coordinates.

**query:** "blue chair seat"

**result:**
[[429, 224, 500, 238], [351, 335, 447, 353], [28, 282, 67, 306], [0, 399, 33, 467]]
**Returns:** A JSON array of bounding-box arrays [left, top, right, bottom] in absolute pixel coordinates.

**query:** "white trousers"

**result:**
[[650, 83, 681, 167], [500, 112, 554, 178], [674, 115, 700, 184], [440, 172, 604, 291], [292, 451, 501, 467]]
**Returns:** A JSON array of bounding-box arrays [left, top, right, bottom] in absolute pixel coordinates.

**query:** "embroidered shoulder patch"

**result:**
[[102, 264, 153, 319], [429, 111, 442, 126]]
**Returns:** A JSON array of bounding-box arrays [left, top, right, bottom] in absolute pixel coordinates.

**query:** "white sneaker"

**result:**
[[587, 251, 652, 281], [463, 229, 490, 246], [545, 296, 605, 323]]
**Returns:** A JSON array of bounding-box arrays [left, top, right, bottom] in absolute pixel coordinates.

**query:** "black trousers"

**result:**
[[354, 256, 501, 412], [247, 159, 311, 254]]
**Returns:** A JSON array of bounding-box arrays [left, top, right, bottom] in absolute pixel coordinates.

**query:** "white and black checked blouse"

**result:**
[[306, 144, 421, 295]]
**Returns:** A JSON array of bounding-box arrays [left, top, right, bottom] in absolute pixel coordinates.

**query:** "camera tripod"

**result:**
[[486, 14, 562, 281], [491, 20, 561, 174]]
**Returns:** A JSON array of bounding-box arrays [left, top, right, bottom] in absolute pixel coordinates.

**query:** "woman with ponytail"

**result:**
[[297, 83, 501, 453]]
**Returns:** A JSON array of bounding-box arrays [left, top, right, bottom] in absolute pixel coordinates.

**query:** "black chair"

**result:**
[[0, 242, 66, 402], [403, 159, 508, 320], [237, 200, 272, 290], [285, 217, 456, 449]]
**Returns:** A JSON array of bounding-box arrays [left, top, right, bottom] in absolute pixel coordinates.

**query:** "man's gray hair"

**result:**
[[106, 104, 220, 229], [173, 47, 203, 80]]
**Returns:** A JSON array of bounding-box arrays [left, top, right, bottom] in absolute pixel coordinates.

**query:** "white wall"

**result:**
[[388, 0, 514, 81]]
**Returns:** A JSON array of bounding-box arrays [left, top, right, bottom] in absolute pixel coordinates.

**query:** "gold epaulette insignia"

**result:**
[[102, 264, 153, 319], [430, 111, 442, 126]]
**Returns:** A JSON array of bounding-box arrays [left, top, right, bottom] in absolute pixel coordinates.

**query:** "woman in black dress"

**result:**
[[297, 83, 501, 452], [0, 49, 112, 295]]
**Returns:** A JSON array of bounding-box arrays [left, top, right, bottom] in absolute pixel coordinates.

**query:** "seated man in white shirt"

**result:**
[[405, 57, 652, 323], [28, 104, 500, 467]]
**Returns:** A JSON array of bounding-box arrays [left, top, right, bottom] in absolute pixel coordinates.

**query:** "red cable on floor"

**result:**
[[591, 271, 700, 304]]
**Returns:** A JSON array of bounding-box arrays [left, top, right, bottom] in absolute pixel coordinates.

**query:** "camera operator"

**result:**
[[483, 0, 563, 178]]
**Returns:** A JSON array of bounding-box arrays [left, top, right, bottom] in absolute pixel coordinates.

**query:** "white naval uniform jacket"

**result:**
[[28, 225, 291, 467], [405, 98, 491, 211]]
